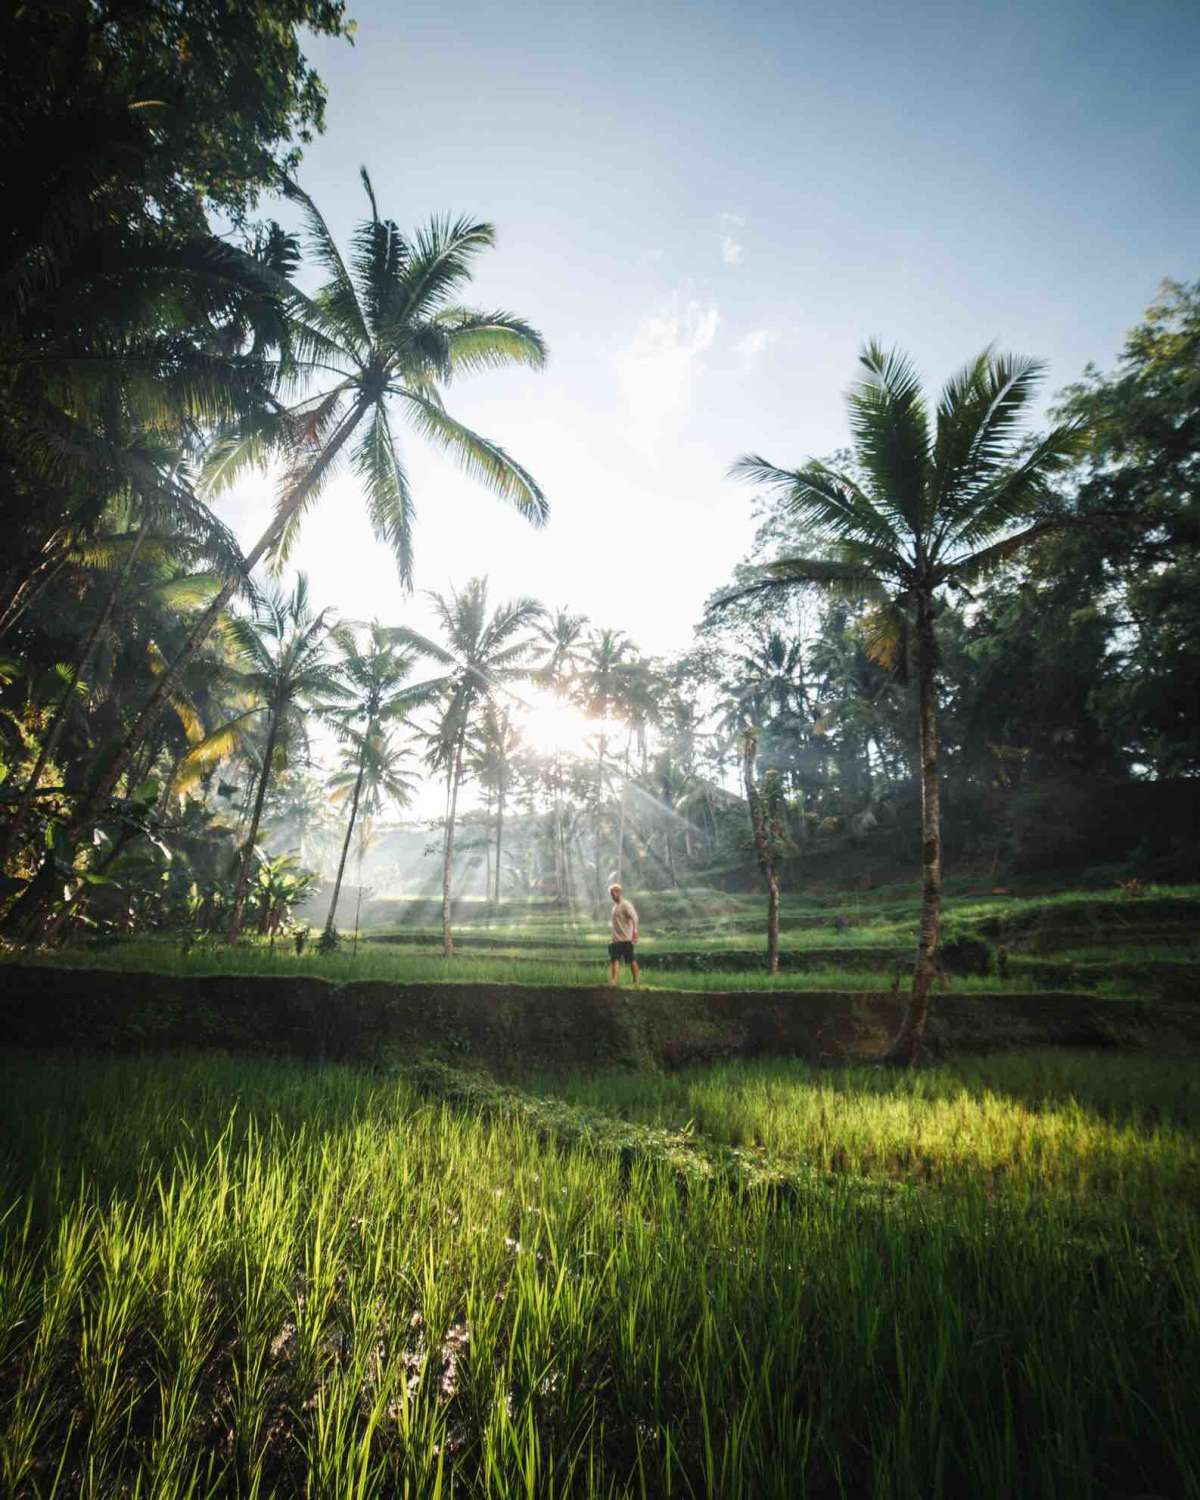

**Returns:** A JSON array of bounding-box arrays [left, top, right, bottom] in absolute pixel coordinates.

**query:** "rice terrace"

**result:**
[[1, 1, 1198, 1496]]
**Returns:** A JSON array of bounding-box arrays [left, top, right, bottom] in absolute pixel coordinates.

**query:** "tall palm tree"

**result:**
[[722, 343, 1083, 1060], [223, 575, 346, 940], [577, 628, 635, 911], [321, 623, 425, 939], [59, 169, 548, 866], [721, 631, 814, 843], [612, 658, 661, 882], [533, 607, 589, 905], [407, 578, 543, 956], [327, 726, 417, 933], [470, 700, 523, 906]]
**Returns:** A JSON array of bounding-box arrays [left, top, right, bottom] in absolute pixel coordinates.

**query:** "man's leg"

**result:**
[[630, 958, 640, 986], [610, 958, 620, 985]]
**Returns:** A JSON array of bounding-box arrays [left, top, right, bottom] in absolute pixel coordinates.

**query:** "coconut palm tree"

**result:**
[[612, 658, 661, 882], [577, 628, 636, 911], [470, 700, 523, 906], [534, 607, 590, 692], [327, 726, 417, 936], [222, 575, 346, 940], [532, 607, 589, 904], [59, 169, 548, 870], [722, 342, 1084, 1060], [407, 578, 543, 956], [321, 623, 426, 940]]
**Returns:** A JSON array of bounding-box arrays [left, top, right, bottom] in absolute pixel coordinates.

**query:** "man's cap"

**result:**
[[609, 883, 622, 895]]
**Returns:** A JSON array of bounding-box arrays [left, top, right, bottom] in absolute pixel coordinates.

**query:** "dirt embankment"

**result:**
[[3, 965, 1195, 1071]]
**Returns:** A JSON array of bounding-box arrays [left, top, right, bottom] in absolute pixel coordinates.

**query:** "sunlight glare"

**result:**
[[516, 686, 621, 757]]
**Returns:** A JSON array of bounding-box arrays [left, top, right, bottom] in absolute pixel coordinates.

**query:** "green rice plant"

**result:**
[[0, 1051, 1197, 1496], [523, 1050, 1200, 1220]]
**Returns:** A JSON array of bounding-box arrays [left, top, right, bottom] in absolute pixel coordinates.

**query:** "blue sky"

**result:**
[[223, 0, 1200, 663]]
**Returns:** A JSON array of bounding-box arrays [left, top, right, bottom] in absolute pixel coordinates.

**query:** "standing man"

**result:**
[[608, 882, 640, 986]]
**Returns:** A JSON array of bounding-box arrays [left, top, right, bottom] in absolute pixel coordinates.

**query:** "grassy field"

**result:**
[[4, 880, 1196, 1002], [1, 1050, 1197, 1498], [522, 1052, 1200, 1213], [2, 935, 1155, 998]]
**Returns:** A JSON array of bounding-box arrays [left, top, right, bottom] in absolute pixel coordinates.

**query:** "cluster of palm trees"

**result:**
[[0, 169, 551, 937]]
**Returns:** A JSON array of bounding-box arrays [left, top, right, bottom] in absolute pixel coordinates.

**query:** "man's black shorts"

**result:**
[[608, 940, 636, 964]]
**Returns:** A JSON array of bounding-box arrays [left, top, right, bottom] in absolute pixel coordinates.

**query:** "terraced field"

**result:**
[[2, 881, 1197, 1494], [7, 880, 1196, 1005]]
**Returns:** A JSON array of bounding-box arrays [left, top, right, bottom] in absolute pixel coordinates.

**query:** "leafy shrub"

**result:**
[[938, 930, 995, 977]]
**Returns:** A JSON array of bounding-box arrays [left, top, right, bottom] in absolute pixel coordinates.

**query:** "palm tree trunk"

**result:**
[[1, 517, 150, 874], [887, 590, 940, 1064], [616, 734, 631, 883], [65, 399, 368, 851], [0, 538, 72, 644], [553, 749, 566, 908], [593, 733, 607, 914], [442, 733, 465, 957], [494, 774, 505, 907], [483, 787, 493, 904], [742, 729, 780, 974], [325, 746, 368, 938], [227, 710, 279, 942], [352, 835, 366, 956]]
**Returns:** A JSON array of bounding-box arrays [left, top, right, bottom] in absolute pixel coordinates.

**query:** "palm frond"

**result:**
[[172, 710, 260, 792], [731, 455, 904, 557], [282, 179, 370, 355], [932, 349, 1046, 528], [398, 390, 548, 524], [707, 556, 885, 616], [950, 519, 1070, 585], [350, 169, 411, 340], [353, 405, 415, 586], [435, 308, 548, 376], [150, 573, 223, 612], [392, 216, 497, 330], [846, 342, 931, 533], [941, 421, 1086, 558]]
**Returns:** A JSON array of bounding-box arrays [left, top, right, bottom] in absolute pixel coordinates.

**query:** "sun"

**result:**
[[515, 686, 619, 757]]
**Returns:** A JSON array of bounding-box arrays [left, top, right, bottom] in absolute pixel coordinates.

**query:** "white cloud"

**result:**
[[614, 292, 720, 448], [736, 327, 779, 366], [719, 211, 745, 265]]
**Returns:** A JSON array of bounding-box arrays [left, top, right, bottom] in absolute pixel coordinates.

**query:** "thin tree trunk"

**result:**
[[742, 729, 781, 974], [353, 831, 366, 956], [483, 786, 493, 905], [616, 734, 631, 883], [227, 710, 279, 941], [494, 773, 505, 907], [554, 749, 566, 909], [325, 745, 368, 937], [0, 541, 72, 643], [1, 517, 150, 873], [593, 733, 607, 913], [886, 590, 940, 1064], [442, 733, 465, 957]]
